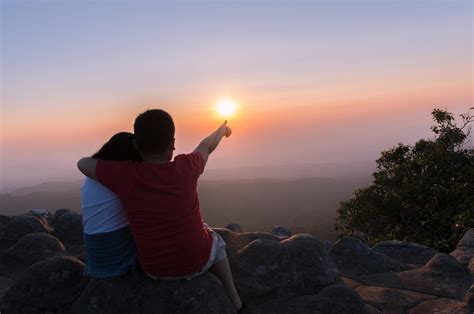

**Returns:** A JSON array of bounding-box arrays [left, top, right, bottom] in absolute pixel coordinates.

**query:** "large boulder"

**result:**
[[408, 298, 468, 314], [71, 271, 235, 314], [303, 285, 368, 314], [53, 211, 84, 246], [253, 285, 367, 314], [0, 256, 89, 314], [0, 215, 12, 226], [355, 286, 436, 312], [52, 208, 72, 226], [359, 254, 471, 300], [27, 209, 53, 225], [373, 240, 438, 265], [230, 234, 339, 304], [341, 276, 363, 289], [213, 228, 280, 257], [271, 225, 291, 238], [0, 275, 15, 295], [468, 259, 474, 283], [451, 228, 474, 266], [225, 223, 243, 233], [323, 240, 333, 251], [2, 215, 51, 242], [2, 233, 65, 266], [0, 215, 12, 239], [329, 237, 412, 277], [364, 304, 382, 314], [465, 285, 474, 313]]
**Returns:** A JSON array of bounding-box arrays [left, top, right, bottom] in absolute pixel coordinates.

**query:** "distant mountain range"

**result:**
[[0, 168, 372, 240]]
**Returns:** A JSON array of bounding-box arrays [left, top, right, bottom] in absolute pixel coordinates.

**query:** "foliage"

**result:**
[[335, 108, 474, 252]]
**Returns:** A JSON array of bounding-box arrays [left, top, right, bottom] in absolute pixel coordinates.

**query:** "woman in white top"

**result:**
[[81, 132, 141, 278]]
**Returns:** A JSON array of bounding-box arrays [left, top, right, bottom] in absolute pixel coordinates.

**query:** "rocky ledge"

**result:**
[[0, 210, 472, 313]]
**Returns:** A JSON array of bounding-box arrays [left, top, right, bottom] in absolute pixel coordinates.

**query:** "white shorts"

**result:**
[[146, 224, 227, 281]]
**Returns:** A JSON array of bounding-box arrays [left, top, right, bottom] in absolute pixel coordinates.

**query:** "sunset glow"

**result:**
[[215, 99, 237, 118]]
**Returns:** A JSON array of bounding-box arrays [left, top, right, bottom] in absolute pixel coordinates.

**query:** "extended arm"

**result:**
[[77, 157, 98, 180], [193, 121, 232, 165]]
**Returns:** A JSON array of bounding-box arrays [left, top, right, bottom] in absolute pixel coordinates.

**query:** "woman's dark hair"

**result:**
[[92, 132, 142, 162]]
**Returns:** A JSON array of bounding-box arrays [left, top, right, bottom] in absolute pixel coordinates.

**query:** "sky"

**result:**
[[0, 0, 473, 191]]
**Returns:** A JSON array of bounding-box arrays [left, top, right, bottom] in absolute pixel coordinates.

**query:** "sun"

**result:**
[[215, 98, 237, 117]]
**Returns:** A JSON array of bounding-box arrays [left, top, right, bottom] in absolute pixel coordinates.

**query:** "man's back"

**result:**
[[95, 152, 213, 277]]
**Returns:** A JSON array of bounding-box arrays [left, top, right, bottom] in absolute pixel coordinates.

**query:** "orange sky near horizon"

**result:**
[[3, 57, 471, 144]]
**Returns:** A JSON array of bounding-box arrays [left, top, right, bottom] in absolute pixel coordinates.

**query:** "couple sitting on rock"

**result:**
[[77, 109, 246, 312]]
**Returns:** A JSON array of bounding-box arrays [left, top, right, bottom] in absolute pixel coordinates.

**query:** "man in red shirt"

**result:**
[[77, 109, 244, 312]]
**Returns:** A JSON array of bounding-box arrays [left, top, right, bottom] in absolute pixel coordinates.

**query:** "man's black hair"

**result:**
[[133, 109, 175, 154]]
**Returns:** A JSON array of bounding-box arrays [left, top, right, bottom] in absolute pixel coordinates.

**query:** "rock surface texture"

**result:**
[[225, 223, 243, 233], [451, 228, 474, 266], [0, 256, 88, 314], [3, 215, 51, 242], [2, 233, 65, 266], [71, 271, 236, 314], [329, 237, 413, 276], [372, 240, 439, 265], [271, 225, 292, 238], [0, 213, 472, 313]]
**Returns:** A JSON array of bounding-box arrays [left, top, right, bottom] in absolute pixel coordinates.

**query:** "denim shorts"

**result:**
[[146, 224, 227, 281]]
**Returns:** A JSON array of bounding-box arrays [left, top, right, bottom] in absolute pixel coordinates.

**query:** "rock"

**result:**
[[230, 234, 339, 304], [73, 250, 87, 263], [0, 256, 89, 314], [451, 228, 474, 266], [355, 286, 436, 312], [342, 276, 363, 289], [225, 223, 243, 233], [213, 228, 280, 257], [253, 285, 367, 314], [329, 237, 412, 277], [2, 233, 65, 266], [359, 254, 471, 300], [0, 215, 12, 226], [27, 209, 53, 225], [52, 208, 72, 226], [0, 276, 14, 295], [373, 240, 438, 265], [53, 211, 84, 246], [308, 285, 368, 314], [465, 285, 474, 313], [1, 209, 470, 313], [364, 304, 382, 314], [271, 225, 291, 238], [71, 271, 235, 314], [408, 298, 468, 314], [323, 240, 333, 251], [3, 215, 51, 242], [468, 259, 474, 283], [0, 215, 12, 239]]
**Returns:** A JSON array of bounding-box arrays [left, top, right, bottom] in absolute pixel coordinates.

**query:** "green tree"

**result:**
[[335, 108, 474, 252]]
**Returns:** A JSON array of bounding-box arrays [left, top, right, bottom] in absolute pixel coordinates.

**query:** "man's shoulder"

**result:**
[[174, 152, 204, 164], [174, 153, 204, 174]]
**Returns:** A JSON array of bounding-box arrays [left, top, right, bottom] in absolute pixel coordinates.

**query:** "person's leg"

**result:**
[[209, 257, 243, 310]]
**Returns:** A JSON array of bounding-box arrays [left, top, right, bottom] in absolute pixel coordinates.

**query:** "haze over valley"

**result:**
[[0, 162, 374, 240]]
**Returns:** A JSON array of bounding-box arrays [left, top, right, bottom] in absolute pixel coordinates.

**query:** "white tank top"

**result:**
[[81, 177, 129, 235]]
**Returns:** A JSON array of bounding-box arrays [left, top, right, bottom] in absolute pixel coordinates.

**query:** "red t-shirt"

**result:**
[[95, 152, 213, 277]]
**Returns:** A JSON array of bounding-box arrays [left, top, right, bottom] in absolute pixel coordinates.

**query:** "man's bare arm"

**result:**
[[193, 121, 232, 165], [77, 157, 98, 180]]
